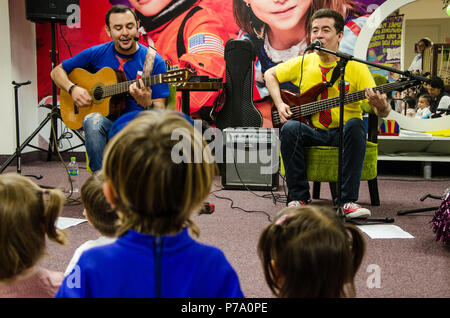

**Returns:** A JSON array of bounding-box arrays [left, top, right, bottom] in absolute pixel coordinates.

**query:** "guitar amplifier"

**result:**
[[221, 128, 279, 191]]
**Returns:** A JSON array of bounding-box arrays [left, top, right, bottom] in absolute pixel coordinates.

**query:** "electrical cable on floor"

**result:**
[[230, 150, 288, 205], [259, 173, 289, 205], [211, 188, 273, 222], [207, 164, 289, 223], [57, 128, 74, 149]]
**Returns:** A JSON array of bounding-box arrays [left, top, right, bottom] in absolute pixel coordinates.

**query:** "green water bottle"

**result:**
[[68, 156, 79, 194]]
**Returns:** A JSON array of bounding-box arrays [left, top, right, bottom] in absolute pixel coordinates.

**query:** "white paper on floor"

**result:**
[[56, 217, 87, 230], [357, 224, 415, 239]]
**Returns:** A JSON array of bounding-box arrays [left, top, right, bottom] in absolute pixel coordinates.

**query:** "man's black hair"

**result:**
[[430, 76, 444, 90], [105, 4, 138, 28]]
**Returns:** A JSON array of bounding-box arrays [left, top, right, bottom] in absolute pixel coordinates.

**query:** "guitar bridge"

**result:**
[[74, 105, 79, 114]]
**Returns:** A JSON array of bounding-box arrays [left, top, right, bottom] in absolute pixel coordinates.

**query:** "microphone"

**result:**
[[304, 40, 322, 52], [134, 36, 140, 41]]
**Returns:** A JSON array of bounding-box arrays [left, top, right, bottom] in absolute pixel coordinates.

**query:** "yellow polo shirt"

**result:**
[[275, 53, 375, 129]]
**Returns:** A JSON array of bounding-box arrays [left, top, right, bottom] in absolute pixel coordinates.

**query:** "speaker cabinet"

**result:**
[[221, 128, 279, 191], [25, 0, 79, 23]]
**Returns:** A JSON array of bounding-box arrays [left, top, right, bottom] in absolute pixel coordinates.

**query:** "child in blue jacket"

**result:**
[[56, 110, 244, 298]]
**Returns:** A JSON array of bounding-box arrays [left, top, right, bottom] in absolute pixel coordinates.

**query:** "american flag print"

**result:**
[[188, 33, 224, 55]]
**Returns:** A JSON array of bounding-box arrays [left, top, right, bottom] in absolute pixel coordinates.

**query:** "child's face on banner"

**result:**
[[129, 0, 172, 16], [247, 0, 312, 31]]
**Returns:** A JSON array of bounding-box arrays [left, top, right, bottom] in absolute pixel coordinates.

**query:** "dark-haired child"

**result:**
[[258, 205, 365, 297]]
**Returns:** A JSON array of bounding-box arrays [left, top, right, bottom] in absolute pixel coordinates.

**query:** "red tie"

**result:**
[[116, 56, 131, 71], [318, 65, 333, 128]]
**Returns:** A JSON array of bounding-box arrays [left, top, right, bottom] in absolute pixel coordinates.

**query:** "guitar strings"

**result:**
[[272, 81, 417, 126], [100, 70, 184, 98]]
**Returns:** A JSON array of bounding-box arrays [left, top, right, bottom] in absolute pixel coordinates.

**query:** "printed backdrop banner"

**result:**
[[35, 0, 391, 105], [35, 0, 113, 104]]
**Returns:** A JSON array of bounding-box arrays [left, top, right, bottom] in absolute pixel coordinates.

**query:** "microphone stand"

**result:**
[[312, 43, 428, 224]]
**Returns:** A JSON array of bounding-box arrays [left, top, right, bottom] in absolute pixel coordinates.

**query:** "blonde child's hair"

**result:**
[[81, 171, 119, 237], [258, 205, 365, 298], [102, 110, 216, 237], [0, 173, 67, 280]]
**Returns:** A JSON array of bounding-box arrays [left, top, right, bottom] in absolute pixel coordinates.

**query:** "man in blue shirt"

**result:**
[[51, 5, 170, 172]]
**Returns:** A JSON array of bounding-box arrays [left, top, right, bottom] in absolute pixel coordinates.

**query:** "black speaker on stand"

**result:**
[[2, 0, 83, 174], [25, 0, 80, 23], [25, 0, 83, 161]]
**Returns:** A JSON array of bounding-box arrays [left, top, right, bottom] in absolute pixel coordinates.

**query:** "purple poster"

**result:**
[[367, 15, 403, 80], [367, 15, 403, 64]]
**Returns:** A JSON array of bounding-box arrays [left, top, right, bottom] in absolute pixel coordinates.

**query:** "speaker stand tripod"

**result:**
[[0, 21, 84, 174], [0, 80, 41, 178]]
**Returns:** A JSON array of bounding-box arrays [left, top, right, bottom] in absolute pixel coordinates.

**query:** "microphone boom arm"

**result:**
[[314, 46, 431, 84]]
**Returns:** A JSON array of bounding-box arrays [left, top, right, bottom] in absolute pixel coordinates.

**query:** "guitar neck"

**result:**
[[101, 73, 163, 98], [299, 80, 417, 117]]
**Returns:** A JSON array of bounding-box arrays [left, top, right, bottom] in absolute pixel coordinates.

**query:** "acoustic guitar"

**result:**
[[60, 67, 193, 130], [271, 79, 421, 128]]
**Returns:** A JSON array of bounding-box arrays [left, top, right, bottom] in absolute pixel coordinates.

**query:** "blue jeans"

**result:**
[[280, 118, 366, 204], [82, 113, 113, 172]]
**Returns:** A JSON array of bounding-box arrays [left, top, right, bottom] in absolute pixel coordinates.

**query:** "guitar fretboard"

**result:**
[[299, 80, 417, 117], [100, 74, 164, 98], [272, 80, 419, 126]]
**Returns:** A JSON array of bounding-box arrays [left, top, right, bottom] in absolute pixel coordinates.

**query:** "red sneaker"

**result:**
[[287, 200, 310, 208], [342, 202, 371, 219]]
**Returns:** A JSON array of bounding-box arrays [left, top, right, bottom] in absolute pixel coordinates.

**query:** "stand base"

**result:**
[[396, 193, 441, 215], [346, 217, 395, 224], [397, 207, 439, 215], [0, 107, 84, 173]]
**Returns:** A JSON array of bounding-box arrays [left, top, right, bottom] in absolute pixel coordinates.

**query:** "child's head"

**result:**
[[257, 205, 365, 298], [417, 94, 431, 109], [0, 173, 67, 280], [406, 108, 416, 118], [102, 110, 216, 237], [81, 171, 119, 237], [403, 96, 416, 110]]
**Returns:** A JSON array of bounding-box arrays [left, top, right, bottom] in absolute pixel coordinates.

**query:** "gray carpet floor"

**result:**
[[2, 158, 449, 298]]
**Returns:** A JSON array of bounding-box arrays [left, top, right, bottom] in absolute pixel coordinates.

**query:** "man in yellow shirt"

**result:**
[[265, 9, 391, 219]]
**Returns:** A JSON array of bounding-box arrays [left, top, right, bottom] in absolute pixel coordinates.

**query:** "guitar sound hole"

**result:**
[[93, 87, 104, 100]]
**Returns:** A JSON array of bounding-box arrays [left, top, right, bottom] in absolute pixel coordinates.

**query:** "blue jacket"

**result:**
[[55, 228, 244, 298]]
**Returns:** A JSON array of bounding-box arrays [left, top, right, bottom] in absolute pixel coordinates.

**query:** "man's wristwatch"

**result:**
[[68, 83, 77, 96]]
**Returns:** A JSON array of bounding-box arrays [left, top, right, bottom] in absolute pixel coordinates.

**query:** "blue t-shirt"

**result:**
[[62, 41, 170, 114], [108, 110, 194, 140]]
